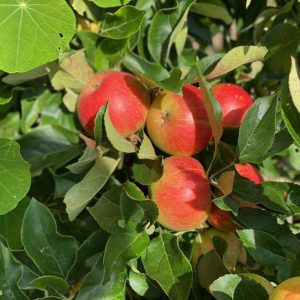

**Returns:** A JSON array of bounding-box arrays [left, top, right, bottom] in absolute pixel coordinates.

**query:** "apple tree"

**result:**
[[0, 0, 300, 299]]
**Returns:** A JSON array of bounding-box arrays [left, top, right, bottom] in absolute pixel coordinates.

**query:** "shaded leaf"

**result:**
[[289, 56, 300, 113], [31, 276, 69, 297], [132, 158, 163, 185], [210, 274, 269, 300], [0, 197, 30, 250], [0, 241, 27, 300], [0, 139, 31, 215], [76, 253, 126, 300], [21, 199, 78, 278], [88, 186, 123, 234], [191, 0, 232, 24]]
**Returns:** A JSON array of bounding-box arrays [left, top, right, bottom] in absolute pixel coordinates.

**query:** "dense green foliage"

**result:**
[[0, 0, 300, 299]]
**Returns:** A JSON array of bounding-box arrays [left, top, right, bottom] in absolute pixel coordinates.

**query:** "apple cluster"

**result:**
[[77, 71, 262, 232]]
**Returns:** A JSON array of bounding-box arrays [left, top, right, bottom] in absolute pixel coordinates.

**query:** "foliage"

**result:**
[[0, 0, 300, 299]]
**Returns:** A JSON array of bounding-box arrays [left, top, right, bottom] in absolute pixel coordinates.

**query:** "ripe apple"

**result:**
[[269, 277, 300, 300], [240, 273, 273, 296], [208, 163, 263, 232], [212, 83, 253, 127], [146, 84, 212, 156], [77, 71, 150, 138], [150, 156, 212, 231]]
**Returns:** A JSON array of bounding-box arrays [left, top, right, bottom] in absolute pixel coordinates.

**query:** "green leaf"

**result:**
[[129, 271, 162, 299], [67, 230, 109, 283], [196, 60, 223, 144], [90, 0, 130, 8], [0, 197, 30, 250], [66, 146, 97, 175], [104, 105, 136, 153], [0, 112, 20, 139], [191, 0, 232, 25], [18, 125, 82, 176], [281, 79, 300, 147], [0, 84, 12, 105], [100, 6, 145, 39], [232, 179, 291, 214], [148, 0, 194, 64], [138, 132, 157, 160], [142, 232, 193, 300], [2, 63, 53, 85], [236, 208, 300, 254], [21, 199, 78, 278], [206, 46, 268, 79], [120, 182, 158, 224], [0, 139, 31, 215], [21, 93, 43, 133], [39, 92, 79, 132], [94, 102, 108, 146], [210, 274, 269, 300], [64, 156, 120, 221], [262, 23, 300, 75], [197, 250, 228, 289], [132, 158, 163, 185], [31, 276, 69, 297], [0, 0, 76, 73], [238, 94, 278, 163], [289, 56, 300, 113], [76, 253, 126, 300], [103, 222, 149, 283], [88, 186, 123, 234], [237, 229, 289, 275], [49, 50, 94, 92], [0, 241, 27, 300], [123, 52, 183, 93]]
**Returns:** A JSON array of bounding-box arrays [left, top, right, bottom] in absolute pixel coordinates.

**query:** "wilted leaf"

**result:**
[[50, 50, 94, 92]]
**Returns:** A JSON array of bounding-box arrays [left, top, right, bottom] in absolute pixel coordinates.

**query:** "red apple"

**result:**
[[146, 84, 212, 156], [150, 156, 212, 231], [270, 276, 300, 300], [77, 71, 150, 138], [208, 163, 263, 232], [212, 83, 253, 127]]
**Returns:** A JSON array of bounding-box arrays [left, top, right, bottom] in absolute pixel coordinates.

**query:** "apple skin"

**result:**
[[77, 71, 150, 137], [240, 273, 273, 296], [208, 163, 263, 232], [146, 84, 212, 156], [269, 276, 300, 300], [150, 156, 212, 231], [212, 83, 253, 127]]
